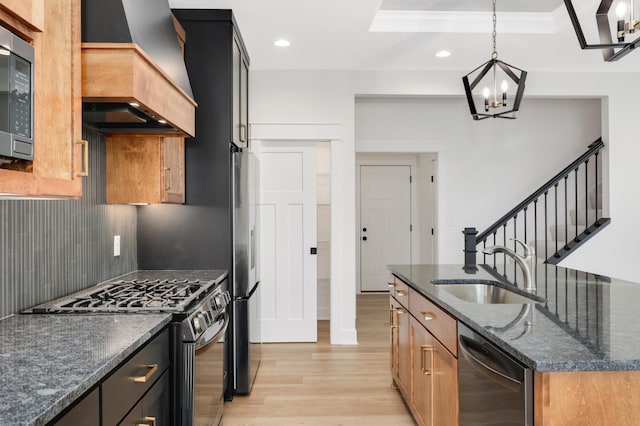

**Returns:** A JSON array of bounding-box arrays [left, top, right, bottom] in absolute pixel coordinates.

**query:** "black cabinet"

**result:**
[[102, 329, 170, 425], [137, 9, 251, 268], [48, 328, 170, 426], [53, 388, 100, 426], [239, 38, 249, 147], [119, 370, 171, 426]]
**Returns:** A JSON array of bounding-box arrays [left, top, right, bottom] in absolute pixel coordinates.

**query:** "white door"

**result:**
[[360, 165, 412, 292], [259, 142, 317, 342]]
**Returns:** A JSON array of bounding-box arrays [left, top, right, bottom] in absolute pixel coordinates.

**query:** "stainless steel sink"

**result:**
[[436, 283, 539, 304]]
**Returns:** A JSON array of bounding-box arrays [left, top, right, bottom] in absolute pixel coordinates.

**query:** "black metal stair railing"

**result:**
[[464, 138, 609, 270]]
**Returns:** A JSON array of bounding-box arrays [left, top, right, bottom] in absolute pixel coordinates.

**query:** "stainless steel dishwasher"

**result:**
[[458, 323, 533, 425]]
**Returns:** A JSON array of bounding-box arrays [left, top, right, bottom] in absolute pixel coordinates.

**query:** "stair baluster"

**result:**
[[464, 138, 610, 268]]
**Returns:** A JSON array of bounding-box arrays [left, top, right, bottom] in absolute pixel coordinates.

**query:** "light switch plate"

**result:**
[[114, 235, 121, 257]]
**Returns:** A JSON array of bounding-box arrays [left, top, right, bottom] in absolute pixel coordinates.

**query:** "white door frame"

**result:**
[[250, 123, 357, 345], [356, 154, 419, 294]]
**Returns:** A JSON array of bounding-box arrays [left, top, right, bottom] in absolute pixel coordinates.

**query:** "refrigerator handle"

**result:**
[[235, 281, 260, 301]]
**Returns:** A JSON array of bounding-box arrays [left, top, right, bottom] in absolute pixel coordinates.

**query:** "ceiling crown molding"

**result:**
[[370, 10, 558, 34]]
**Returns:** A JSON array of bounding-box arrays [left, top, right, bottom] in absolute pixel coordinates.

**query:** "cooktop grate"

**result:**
[[33, 279, 214, 313]]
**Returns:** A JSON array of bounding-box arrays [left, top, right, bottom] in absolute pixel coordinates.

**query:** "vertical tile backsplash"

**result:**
[[0, 128, 137, 318]]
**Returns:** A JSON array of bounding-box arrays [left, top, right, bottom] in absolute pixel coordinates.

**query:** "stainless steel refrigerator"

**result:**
[[232, 147, 261, 395]]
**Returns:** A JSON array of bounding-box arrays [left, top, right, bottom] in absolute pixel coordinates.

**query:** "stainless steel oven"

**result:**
[[458, 322, 533, 425], [193, 312, 228, 426]]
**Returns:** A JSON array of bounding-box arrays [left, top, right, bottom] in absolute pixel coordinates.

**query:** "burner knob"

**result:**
[[193, 315, 204, 334]]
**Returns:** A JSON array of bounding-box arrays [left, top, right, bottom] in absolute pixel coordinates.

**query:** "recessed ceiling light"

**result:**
[[129, 102, 140, 107], [436, 50, 451, 58], [273, 39, 291, 47], [158, 119, 167, 124]]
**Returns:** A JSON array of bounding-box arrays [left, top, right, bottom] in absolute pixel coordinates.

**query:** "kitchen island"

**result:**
[[388, 263, 640, 425], [0, 314, 171, 425]]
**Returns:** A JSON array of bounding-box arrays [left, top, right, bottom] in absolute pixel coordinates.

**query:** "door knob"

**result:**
[[362, 236, 367, 241]]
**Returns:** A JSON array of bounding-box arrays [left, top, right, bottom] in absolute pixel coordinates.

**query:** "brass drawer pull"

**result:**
[[77, 140, 89, 177], [133, 364, 158, 383], [396, 291, 407, 297], [421, 345, 434, 375], [137, 416, 157, 426], [387, 282, 396, 288], [421, 311, 434, 321]]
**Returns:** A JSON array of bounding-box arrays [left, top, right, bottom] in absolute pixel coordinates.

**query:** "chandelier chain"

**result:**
[[492, 0, 498, 59]]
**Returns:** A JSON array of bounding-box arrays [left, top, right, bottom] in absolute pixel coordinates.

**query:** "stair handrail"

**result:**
[[475, 138, 604, 245]]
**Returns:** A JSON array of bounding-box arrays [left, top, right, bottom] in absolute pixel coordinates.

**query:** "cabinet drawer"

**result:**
[[390, 276, 409, 308], [118, 370, 170, 426], [409, 288, 457, 357], [102, 329, 170, 426]]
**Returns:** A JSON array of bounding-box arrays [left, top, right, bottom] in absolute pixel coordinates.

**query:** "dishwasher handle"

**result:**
[[458, 334, 522, 393]]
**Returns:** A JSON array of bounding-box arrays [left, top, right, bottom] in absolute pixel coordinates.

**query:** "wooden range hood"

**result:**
[[81, 0, 196, 137], [82, 43, 196, 137]]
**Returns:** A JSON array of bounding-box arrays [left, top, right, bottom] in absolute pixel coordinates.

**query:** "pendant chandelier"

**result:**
[[564, 0, 640, 62], [462, 0, 527, 120]]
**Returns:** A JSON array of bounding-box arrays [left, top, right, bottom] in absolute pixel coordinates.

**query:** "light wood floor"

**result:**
[[223, 294, 415, 425]]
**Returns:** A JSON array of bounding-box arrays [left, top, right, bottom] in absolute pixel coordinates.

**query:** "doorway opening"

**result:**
[[356, 153, 437, 293]]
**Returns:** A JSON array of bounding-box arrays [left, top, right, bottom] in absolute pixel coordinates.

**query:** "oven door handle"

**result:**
[[195, 313, 229, 356]]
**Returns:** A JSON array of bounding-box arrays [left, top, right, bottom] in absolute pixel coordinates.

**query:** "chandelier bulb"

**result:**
[[483, 87, 490, 99], [501, 80, 508, 92], [616, 1, 628, 19]]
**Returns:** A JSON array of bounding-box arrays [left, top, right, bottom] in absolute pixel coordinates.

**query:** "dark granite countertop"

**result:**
[[0, 313, 171, 425], [0, 268, 228, 425], [388, 264, 640, 372]]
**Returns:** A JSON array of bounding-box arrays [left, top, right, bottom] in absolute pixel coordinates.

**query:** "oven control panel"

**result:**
[[183, 289, 230, 342]]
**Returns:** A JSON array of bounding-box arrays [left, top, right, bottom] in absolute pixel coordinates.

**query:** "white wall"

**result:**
[[317, 142, 331, 320], [250, 68, 640, 344], [355, 96, 601, 265]]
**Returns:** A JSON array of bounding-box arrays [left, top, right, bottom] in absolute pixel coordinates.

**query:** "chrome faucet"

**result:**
[[482, 239, 536, 293]]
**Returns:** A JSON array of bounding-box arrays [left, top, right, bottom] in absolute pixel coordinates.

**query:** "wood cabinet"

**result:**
[[105, 135, 185, 204], [390, 276, 458, 426], [0, 0, 44, 32], [391, 295, 411, 399], [411, 316, 458, 426], [534, 370, 640, 426], [0, 0, 84, 198]]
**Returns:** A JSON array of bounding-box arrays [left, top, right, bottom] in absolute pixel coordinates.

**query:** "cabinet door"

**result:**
[[391, 296, 410, 393], [411, 316, 458, 426], [0, 0, 44, 31], [115, 361, 170, 426], [53, 388, 99, 426], [142, 370, 171, 426], [390, 298, 399, 380], [411, 316, 433, 426], [232, 38, 241, 146], [0, 0, 83, 197], [240, 55, 248, 146], [162, 137, 185, 203], [395, 297, 411, 398], [106, 135, 185, 205]]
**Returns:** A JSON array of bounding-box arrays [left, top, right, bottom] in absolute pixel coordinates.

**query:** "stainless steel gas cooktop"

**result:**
[[29, 271, 226, 314]]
